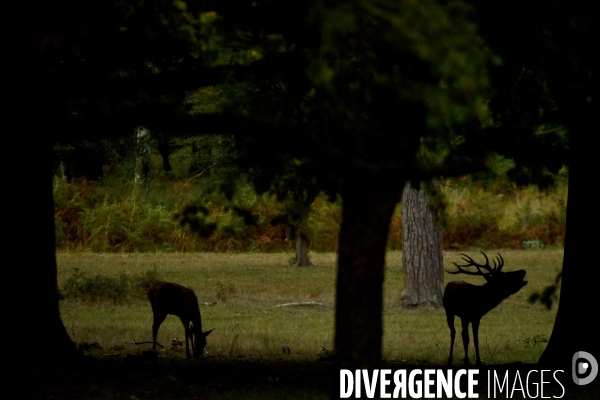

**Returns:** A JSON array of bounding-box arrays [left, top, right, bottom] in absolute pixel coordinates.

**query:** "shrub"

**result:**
[[61, 268, 164, 303], [129, 268, 163, 293], [62, 268, 128, 303]]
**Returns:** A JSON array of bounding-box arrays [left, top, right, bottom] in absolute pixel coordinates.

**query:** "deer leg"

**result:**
[[180, 318, 192, 358], [189, 322, 198, 357], [152, 312, 167, 351], [460, 318, 471, 365], [446, 313, 456, 365], [472, 319, 481, 365]]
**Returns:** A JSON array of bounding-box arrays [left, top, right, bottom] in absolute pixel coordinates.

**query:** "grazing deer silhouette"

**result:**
[[147, 282, 214, 358], [443, 252, 527, 365]]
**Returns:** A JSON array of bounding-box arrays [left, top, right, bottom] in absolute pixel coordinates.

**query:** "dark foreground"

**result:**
[[3, 355, 599, 399], [3, 355, 332, 400]]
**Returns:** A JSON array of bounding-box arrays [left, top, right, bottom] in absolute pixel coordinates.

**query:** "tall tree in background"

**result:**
[[277, 170, 322, 268], [397, 180, 444, 309]]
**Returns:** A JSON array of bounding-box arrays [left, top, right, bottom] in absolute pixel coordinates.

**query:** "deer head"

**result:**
[[190, 322, 214, 357], [447, 252, 527, 299], [443, 252, 527, 365]]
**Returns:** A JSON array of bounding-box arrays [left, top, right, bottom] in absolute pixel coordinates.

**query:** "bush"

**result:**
[[443, 190, 506, 249], [61, 268, 163, 303], [130, 268, 163, 293], [62, 268, 128, 303]]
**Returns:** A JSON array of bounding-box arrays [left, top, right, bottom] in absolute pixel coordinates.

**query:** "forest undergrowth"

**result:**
[[53, 146, 567, 253]]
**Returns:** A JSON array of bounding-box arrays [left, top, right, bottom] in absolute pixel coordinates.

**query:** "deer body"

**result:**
[[443, 253, 527, 365], [147, 282, 213, 358]]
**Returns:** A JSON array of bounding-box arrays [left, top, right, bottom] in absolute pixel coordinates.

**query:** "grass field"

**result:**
[[57, 249, 562, 365]]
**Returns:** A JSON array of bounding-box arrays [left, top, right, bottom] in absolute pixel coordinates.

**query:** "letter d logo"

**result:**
[[572, 351, 598, 385]]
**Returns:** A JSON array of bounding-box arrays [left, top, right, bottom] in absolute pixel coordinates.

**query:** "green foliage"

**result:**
[[293, 0, 496, 182], [53, 152, 568, 252], [44, 0, 570, 259], [442, 188, 506, 249], [131, 267, 163, 293], [83, 200, 176, 252], [307, 195, 342, 252], [61, 267, 162, 303], [62, 268, 129, 304], [523, 240, 545, 249], [441, 175, 567, 249]]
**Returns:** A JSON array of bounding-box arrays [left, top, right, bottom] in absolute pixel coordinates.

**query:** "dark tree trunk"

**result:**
[[335, 175, 402, 370], [397, 180, 444, 309], [156, 132, 172, 174], [7, 16, 80, 363], [539, 121, 600, 367], [8, 134, 80, 364]]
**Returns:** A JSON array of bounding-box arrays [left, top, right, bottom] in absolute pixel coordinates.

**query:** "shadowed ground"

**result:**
[[4, 355, 598, 399]]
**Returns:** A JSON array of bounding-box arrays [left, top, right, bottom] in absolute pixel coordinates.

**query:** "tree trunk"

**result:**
[[291, 210, 313, 267], [291, 234, 312, 267], [335, 175, 402, 370], [7, 134, 80, 364], [134, 126, 151, 199], [6, 2, 80, 366], [397, 180, 444, 309], [539, 121, 600, 367], [156, 132, 172, 174], [289, 185, 320, 267]]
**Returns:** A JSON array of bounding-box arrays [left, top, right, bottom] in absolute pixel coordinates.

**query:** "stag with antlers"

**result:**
[[148, 282, 214, 358], [443, 252, 527, 365]]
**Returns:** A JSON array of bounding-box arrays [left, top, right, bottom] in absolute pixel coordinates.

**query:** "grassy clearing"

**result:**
[[57, 250, 561, 365]]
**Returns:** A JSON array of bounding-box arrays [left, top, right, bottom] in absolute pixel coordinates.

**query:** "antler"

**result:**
[[445, 251, 504, 276], [493, 253, 504, 272]]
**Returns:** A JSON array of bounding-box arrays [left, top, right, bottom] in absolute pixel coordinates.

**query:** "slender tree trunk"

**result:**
[[539, 122, 600, 367], [291, 210, 313, 267], [397, 180, 444, 309], [290, 188, 320, 267], [134, 126, 151, 199], [335, 175, 402, 370]]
